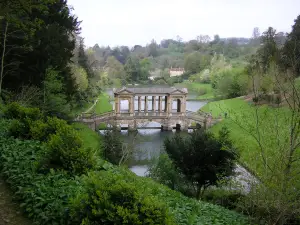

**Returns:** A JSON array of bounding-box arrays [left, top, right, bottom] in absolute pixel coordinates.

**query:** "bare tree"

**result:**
[[0, 19, 8, 95]]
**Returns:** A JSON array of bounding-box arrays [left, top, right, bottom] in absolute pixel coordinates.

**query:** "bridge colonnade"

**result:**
[[113, 87, 188, 130]]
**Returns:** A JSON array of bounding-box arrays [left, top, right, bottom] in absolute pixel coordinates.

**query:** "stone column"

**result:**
[[152, 96, 156, 112], [129, 96, 134, 116], [164, 96, 167, 112], [115, 95, 120, 116], [138, 96, 141, 112], [158, 96, 162, 113], [145, 96, 148, 112], [167, 96, 172, 115], [182, 96, 187, 116]]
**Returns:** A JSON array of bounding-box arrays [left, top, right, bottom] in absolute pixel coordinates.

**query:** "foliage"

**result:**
[[0, 0, 80, 98], [202, 97, 300, 224], [0, 114, 249, 225], [42, 68, 71, 117], [148, 153, 180, 190], [164, 129, 238, 199], [4, 103, 97, 174], [71, 64, 89, 92], [212, 67, 248, 98], [281, 15, 300, 77], [46, 124, 95, 174], [0, 135, 79, 225], [184, 52, 211, 74], [70, 170, 174, 225], [102, 129, 123, 165], [106, 56, 126, 79]]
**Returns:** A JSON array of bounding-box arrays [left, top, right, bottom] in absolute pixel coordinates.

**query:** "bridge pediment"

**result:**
[[170, 88, 188, 95], [115, 87, 134, 95]]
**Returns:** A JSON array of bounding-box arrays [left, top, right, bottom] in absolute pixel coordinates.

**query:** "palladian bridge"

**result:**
[[77, 87, 214, 131]]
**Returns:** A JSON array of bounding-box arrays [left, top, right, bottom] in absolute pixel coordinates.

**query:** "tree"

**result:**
[[103, 129, 123, 165], [184, 52, 210, 74], [257, 27, 279, 73], [43, 68, 70, 117], [77, 37, 93, 78], [71, 64, 89, 92], [164, 128, 238, 199], [147, 39, 159, 57], [0, 0, 81, 106], [281, 15, 300, 77], [139, 58, 151, 80], [124, 56, 141, 82], [106, 56, 126, 79]]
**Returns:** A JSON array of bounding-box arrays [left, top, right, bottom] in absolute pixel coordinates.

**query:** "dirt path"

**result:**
[[0, 178, 31, 225]]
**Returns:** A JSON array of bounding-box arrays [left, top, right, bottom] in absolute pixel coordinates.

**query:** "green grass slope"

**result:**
[[202, 98, 292, 175]]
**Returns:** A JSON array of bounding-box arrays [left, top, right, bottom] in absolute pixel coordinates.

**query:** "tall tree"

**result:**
[[164, 128, 238, 199], [281, 15, 300, 77], [0, 0, 80, 98], [78, 37, 93, 78]]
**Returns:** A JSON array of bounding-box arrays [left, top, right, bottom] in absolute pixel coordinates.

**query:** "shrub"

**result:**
[[70, 170, 174, 225], [4, 103, 43, 139], [46, 125, 95, 174], [4, 102, 43, 121]]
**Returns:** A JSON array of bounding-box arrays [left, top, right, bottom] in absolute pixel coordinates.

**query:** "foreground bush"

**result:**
[[70, 170, 174, 224], [3, 103, 97, 174]]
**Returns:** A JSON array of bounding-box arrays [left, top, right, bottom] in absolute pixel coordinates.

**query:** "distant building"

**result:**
[[169, 68, 185, 77]]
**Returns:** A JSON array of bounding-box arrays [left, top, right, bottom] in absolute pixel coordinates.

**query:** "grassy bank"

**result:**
[[71, 122, 102, 151], [71, 93, 112, 151], [202, 98, 292, 174], [176, 81, 214, 100], [93, 93, 113, 114]]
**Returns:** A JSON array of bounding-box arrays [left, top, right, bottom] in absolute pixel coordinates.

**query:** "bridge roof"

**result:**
[[114, 87, 188, 95]]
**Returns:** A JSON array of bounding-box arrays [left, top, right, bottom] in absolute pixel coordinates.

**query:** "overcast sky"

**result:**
[[67, 0, 300, 47]]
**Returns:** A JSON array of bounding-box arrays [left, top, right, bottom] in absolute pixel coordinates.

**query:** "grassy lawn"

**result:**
[[94, 93, 113, 114], [202, 98, 292, 175], [72, 122, 102, 151], [175, 81, 214, 100]]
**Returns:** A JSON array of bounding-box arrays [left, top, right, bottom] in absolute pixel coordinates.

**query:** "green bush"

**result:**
[[46, 125, 95, 174], [2, 103, 97, 174], [4, 102, 43, 121], [4, 103, 43, 139], [70, 170, 174, 225]]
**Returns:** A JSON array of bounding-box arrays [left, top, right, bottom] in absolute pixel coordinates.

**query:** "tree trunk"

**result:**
[[196, 185, 202, 200], [0, 21, 8, 95]]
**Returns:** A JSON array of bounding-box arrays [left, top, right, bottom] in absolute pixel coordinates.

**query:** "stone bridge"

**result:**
[[76, 87, 215, 131]]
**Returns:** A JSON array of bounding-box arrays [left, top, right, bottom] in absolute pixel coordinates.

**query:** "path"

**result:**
[[0, 178, 31, 225], [84, 98, 99, 113]]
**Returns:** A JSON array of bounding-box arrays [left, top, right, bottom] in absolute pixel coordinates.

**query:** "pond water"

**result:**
[[103, 87, 207, 176]]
